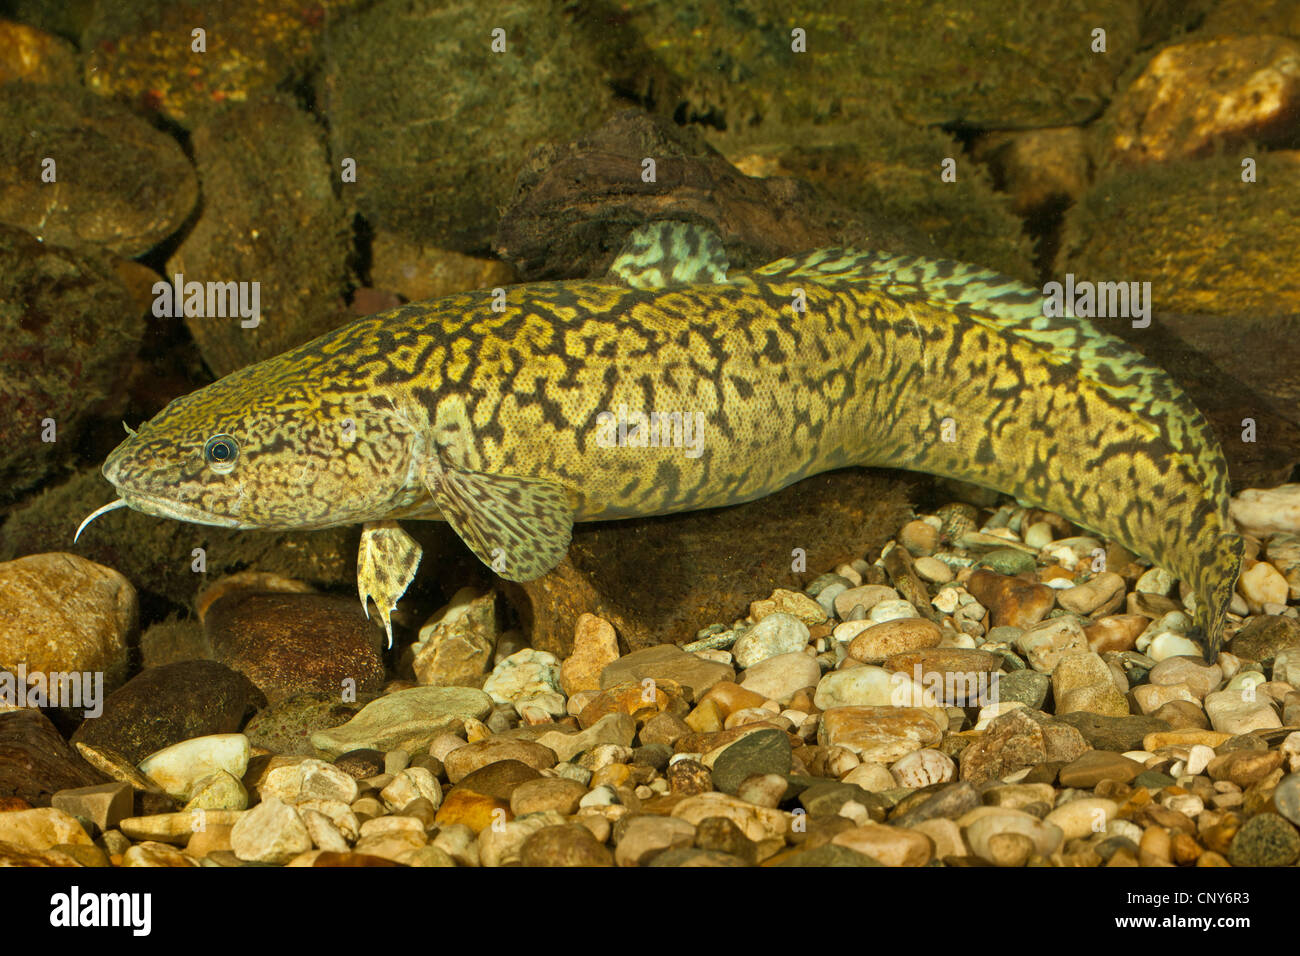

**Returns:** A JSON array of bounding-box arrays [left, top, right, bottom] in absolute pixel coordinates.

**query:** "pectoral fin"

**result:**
[[357, 520, 423, 648], [421, 460, 572, 582]]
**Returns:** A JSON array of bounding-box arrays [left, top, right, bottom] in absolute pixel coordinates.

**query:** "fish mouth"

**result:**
[[119, 489, 249, 529], [75, 488, 248, 542]]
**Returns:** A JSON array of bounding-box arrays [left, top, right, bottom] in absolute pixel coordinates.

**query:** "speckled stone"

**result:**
[[1229, 813, 1300, 866]]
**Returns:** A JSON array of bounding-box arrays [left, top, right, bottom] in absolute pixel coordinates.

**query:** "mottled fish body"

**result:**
[[86, 223, 1242, 656]]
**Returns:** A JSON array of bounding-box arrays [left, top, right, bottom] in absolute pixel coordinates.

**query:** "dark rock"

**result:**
[[710, 728, 792, 795], [204, 591, 386, 704], [505, 469, 918, 657], [519, 824, 613, 867], [666, 759, 713, 797], [1052, 712, 1170, 752], [324, 0, 624, 250], [769, 843, 882, 867], [1229, 813, 1300, 867], [1058, 751, 1145, 788], [0, 710, 107, 806], [139, 616, 211, 668], [71, 660, 263, 764], [0, 85, 196, 255], [693, 816, 758, 864], [799, 782, 888, 820], [168, 96, 351, 377], [0, 225, 141, 498], [1229, 616, 1300, 665], [890, 781, 981, 828], [646, 846, 749, 867], [451, 760, 542, 802], [333, 749, 386, 781], [959, 709, 1048, 783], [244, 693, 367, 757]]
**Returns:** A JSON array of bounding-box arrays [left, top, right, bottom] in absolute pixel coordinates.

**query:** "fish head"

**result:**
[[95, 357, 427, 533]]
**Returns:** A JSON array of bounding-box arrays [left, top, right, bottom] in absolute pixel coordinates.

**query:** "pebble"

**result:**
[[614, 815, 697, 866], [890, 748, 956, 788], [710, 728, 793, 794], [1228, 812, 1300, 866], [1083, 613, 1149, 654], [1204, 689, 1282, 735], [869, 599, 921, 623], [832, 585, 899, 620], [1229, 615, 1300, 663], [411, 588, 499, 688], [819, 706, 944, 763], [738, 652, 821, 705], [913, 556, 954, 583], [443, 739, 557, 783], [847, 617, 943, 662], [1132, 682, 1198, 715], [731, 613, 811, 668], [560, 613, 621, 696], [963, 809, 1064, 863], [964, 573, 1057, 633], [1146, 633, 1205, 661], [185, 770, 248, 811], [520, 823, 614, 867], [749, 588, 827, 626], [1148, 657, 1222, 698], [478, 810, 568, 867], [380, 767, 442, 811], [670, 793, 789, 842], [230, 798, 312, 864], [50, 782, 133, 833], [261, 758, 359, 806], [1057, 572, 1126, 616], [0, 807, 93, 850], [1274, 773, 1300, 827], [536, 712, 635, 763], [814, 666, 942, 721], [309, 686, 492, 757], [1044, 797, 1117, 840], [898, 520, 940, 556], [482, 649, 564, 715], [1016, 617, 1089, 673], [831, 823, 933, 865], [1057, 751, 1145, 788], [0, 553, 135, 698], [1238, 561, 1291, 613], [1052, 651, 1130, 717], [138, 733, 250, 801], [977, 548, 1037, 577], [599, 644, 734, 699], [1135, 567, 1176, 595], [995, 670, 1050, 710]]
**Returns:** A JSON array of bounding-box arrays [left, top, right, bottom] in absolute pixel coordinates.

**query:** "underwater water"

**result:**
[[0, 0, 1299, 898]]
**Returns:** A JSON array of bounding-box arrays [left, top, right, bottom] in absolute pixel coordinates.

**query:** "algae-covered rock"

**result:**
[[0, 226, 142, 500], [0, 82, 197, 255], [0, 21, 79, 84], [81, 0, 326, 128], [1196, 0, 1300, 41], [725, 115, 1037, 282], [623, 0, 1141, 133], [167, 95, 353, 376], [1056, 152, 1300, 318], [322, 0, 624, 250]]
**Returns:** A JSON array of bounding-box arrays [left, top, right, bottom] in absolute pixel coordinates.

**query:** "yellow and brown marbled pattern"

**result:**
[[99, 240, 1242, 657]]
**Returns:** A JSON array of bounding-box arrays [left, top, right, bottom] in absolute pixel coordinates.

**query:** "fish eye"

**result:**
[[203, 434, 239, 472]]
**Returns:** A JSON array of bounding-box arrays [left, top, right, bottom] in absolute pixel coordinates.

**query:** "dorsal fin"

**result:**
[[608, 221, 730, 289]]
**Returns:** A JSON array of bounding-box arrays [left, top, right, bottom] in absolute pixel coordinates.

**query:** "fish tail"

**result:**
[[1190, 531, 1245, 661]]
